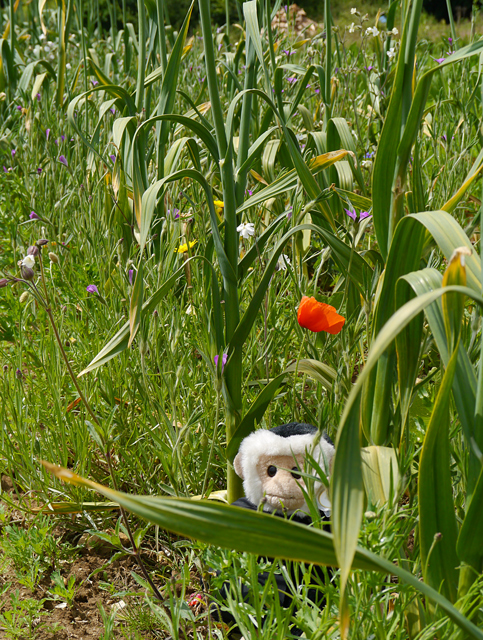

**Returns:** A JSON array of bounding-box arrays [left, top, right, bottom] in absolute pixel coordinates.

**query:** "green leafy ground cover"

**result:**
[[1, 0, 483, 638]]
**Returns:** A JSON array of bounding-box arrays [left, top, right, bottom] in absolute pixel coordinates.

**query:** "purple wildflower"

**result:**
[[287, 205, 293, 220], [359, 211, 372, 221], [365, 66, 374, 71], [345, 208, 357, 221], [315, 88, 320, 94], [435, 57, 445, 64], [214, 354, 228, 373], [16, 105, 22, 111], [287, 77, 297, 84], [46, 129, 50, 140], [11, 150, 16, 158], [30, 211, 40, 220], [364, 151, 374, 158], [110, 107, 116, 115], [3, 167, 7, 173], [86, 284, 99, 294], [36, 93, 41, 102], [448, 37, 453, 43], [61, 135, 65, 141], [109, 154, 116, 163], [58, 155, 68, 167], [92, 79, 99, 86], [128, 269, 134, 285], [37, 167, 42, 175]]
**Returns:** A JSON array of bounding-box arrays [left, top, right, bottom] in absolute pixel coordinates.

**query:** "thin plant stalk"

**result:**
[[198, 0, 243, 502]]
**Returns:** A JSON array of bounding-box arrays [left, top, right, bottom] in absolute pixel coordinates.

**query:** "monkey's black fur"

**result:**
[[210, 423, 334, 637]]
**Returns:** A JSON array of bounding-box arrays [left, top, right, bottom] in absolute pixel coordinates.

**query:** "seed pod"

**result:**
[[0, 278, 9, 288], [37, 239, 49, 246], [19, 291, 29, 303], [49, 252, 59, 264], [21, 266, 35, 281], [27, 245, 39, 257], [200, 434, 209, 449], [181, 442, 191, 457]]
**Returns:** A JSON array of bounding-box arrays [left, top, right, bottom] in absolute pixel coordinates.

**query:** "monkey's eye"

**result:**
[[267, 465, 277, 477], [291, 467, 301, 480]]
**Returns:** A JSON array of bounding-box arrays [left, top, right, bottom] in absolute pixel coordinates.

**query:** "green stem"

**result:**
[[202, 388, 221, 497], [324, 0, 332, 127], [156, 0, 168, 73], [135, 0, 146, 114], [198, 0, 242, 503], [445, 0, 457, 46]]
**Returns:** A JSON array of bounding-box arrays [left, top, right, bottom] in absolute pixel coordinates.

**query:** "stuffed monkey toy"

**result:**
[[211, 422, 335, 636]]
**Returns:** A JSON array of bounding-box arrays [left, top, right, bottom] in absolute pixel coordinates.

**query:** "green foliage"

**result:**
[[1, 0, 483, 637]]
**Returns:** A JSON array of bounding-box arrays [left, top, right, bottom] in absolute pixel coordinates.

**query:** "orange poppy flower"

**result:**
[[297, 296, 345, 334]]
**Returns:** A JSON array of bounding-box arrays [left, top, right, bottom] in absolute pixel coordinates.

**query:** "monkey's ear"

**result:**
[[234, 453, 244, 479]]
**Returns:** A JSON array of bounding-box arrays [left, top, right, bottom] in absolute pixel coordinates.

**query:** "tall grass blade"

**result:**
[[419, 344, 460, 603]]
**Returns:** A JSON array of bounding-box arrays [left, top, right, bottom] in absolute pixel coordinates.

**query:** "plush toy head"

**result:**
[[233, 423, 335, 515]]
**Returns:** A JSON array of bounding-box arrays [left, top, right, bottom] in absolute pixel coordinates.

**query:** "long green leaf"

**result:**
[[333, 284, 483, 614], [419, 344, 460, 603]]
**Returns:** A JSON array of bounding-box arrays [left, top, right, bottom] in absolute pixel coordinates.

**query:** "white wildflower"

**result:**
[[361, 160, 373, 169], [66, 62, 71, 70], [277, 254, 291, 271], [350, 7, 357, 14], [348, 22, 356, 33], [390, 27, 399, 36], [39, 33, 46, 41], [366, 27, 379, 37], [186, 304, 195, 316], [387, 47, 396, 60], [44, 45, 50, 53], [237, 222, 255, 239], [21, 255, 35, 269]]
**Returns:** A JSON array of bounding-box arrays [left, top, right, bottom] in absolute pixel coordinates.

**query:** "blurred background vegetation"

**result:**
[[3, 0, 473, 32]]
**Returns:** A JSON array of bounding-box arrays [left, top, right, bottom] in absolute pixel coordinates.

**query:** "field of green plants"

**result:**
[[1, 0, 483, 637]]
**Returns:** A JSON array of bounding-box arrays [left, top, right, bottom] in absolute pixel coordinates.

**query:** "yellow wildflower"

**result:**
[[176, 240, 198, 254], [214, 200, 224, 216]]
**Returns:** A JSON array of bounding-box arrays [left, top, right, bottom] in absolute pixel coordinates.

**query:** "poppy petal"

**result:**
[[297, 296, 345, 334]]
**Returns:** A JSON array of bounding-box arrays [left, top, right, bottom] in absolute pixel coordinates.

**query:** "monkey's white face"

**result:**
[[255, 453, 307, 512]]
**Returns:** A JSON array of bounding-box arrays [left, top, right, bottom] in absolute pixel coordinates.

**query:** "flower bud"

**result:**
[[21, 266, 35, 281], [15, 368, 23, 380], [19, 291, 29, 303], [0, 278, 9, 288], [181, 442, 190, 457], [37, 239, 49, 246], [27, 245, 39, 257], [49, 252, 59, 263]]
